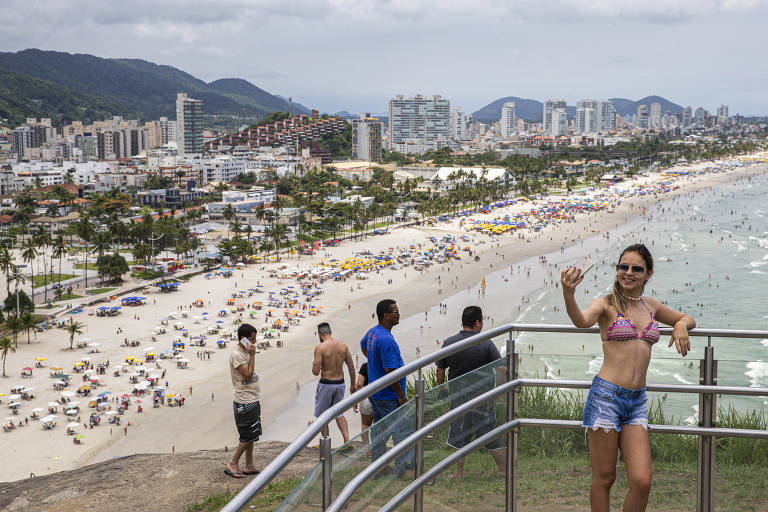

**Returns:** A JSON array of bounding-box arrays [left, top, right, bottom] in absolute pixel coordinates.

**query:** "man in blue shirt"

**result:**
[[360, 299, 413, 477]]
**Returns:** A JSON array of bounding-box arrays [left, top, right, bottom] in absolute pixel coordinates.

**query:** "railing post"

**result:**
[[414, 368, 425, 512], [505, 332, 518, 512], [320, 424, 332, 511], [697, 339, 716, 512]]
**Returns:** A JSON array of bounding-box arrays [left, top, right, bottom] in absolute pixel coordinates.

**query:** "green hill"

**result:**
[[0, 49, 307, 126], [0, 69, 124, 126]]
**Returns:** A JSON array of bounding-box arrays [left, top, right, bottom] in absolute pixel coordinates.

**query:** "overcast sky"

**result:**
[[1, 0, 767, 115]]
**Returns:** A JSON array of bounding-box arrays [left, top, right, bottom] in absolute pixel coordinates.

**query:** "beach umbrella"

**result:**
[[97, 391, 111, 397], [86, 342, 101, 347], [65, 401, 80, 408], [51, 366, 64, 371], [67, 422, 80, 428], [66, 409, 78, 416], [74, 434, 84, 440], [8, 394, 21, 400], [53, 379, 65, 385], [104, 411, 117, 416], [41, 414, 58, 422], [97, 401, 109, 407], [47, 402, 59, 407], [32, 407, 44, 413], [8, 401, 20, 408], [34, 357, 47, 361]]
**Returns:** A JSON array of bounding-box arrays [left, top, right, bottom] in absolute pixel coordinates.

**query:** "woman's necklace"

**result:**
[[621, 294, 642, 301]]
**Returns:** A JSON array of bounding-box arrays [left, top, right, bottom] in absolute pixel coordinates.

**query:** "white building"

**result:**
[[351, 114, 383, 161], [194, 156, 247, 184], [388, 94, 451, 153], [551, 109, 567, 137], [650, 102, 662, 129], [543, 100, 567, 134], [500, 102, 516, 139]]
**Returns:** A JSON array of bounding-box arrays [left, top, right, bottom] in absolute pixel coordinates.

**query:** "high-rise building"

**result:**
[[351, 114, 383, 162], [551, 108, 567, 137], [637, 105, 649, 129], [694, 107, 707, 127], [682, 107, 692, 128], [576, 100, 597, 134], [650, 102, 662, 128], [543, 99, 567, 133], [717, 104, 729, 125], [175, 92, 203, 155], [388, 94, 450, 152], [597, 101, 616, 132], [500, 102, 516, 138], [159, 117, 177, 146]]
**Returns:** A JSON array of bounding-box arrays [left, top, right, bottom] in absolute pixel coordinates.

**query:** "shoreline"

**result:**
[[1, 156, 766, 482]]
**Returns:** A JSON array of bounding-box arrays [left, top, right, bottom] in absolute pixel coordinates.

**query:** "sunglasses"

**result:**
[[616, 263, 646, 274]]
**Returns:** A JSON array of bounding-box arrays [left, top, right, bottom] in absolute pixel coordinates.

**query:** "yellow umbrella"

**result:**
[[51, 366, 64, 371], [35, 357, 47, 361]]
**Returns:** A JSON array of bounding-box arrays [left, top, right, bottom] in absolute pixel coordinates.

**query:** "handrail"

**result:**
[[326, 378, 768, 512], [220, 324, 768, 512], [379, 418, 768, 512]]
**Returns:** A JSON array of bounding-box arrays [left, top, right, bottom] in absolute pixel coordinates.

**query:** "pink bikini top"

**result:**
[[606, 299, 660, 345]]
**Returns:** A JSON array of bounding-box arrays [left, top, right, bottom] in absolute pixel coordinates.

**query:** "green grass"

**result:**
[[87, 287, 117, 295], [31, 273, 77, 288], [186, 478, 301, 512]]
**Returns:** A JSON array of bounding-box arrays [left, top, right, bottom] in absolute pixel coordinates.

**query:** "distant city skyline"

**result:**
[[1, 0, 766, 115]]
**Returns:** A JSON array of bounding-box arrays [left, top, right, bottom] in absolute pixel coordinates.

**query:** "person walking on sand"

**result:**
[[561, 243, 695, 512], [436, 306, 506, 478], [360, 299, 413, 478], [225, 323, 262, 479], [311, 323, 357, 444]]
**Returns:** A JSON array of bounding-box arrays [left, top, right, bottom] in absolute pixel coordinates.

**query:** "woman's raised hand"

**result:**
[[560, 267, 585, 295]]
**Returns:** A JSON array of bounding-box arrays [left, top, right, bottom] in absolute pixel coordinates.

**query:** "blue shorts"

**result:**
[[582, 375, 648, 432]]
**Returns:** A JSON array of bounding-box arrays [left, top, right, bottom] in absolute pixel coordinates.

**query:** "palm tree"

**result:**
[[5, 316, 23, 349], [52, 234, 67, 285], [33, 226, 52, 301], [74, 213, 94, 288], [20, 239, 38, 303], [0, 247, 13, 297], [0, 336, 15, 377], [222, 204, 236, 239], [20, 312, 36, 344], [63, 319, 84, 350]]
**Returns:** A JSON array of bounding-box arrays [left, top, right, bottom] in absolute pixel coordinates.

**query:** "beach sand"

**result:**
[[1, 156, 766, 482]]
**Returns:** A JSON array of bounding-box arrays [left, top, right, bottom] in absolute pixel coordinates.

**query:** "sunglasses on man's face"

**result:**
[[616, 263, 646, 274]]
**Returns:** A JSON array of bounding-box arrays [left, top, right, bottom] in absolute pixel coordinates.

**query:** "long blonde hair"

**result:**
[[606, 244, 654, 315]]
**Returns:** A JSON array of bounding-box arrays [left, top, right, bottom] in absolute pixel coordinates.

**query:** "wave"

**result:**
[[672, 373, 694, 385], [684, 404, 699, 426], [586, 356, 603, 376], [749, 261, 768, 267], [745, 361, 768, 388], [750, 270, 764, 274], [761, 339, 768, 348]]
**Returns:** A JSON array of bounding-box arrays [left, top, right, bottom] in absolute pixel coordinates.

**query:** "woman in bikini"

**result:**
[[561, 243, 695, 512]]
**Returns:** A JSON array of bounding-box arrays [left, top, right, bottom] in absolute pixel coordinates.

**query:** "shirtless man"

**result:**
[[312, 322, 356, 444]]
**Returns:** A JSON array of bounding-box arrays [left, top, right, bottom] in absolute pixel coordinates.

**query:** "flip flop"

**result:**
[[242, 469, 260, 475], [224, 469, 244, 478]]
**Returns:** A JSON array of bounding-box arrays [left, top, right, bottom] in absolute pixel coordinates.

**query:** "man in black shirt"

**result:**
[[436, 305, 506, 477]]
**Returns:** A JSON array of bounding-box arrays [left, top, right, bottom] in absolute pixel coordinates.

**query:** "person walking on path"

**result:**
[[359, 299, 413, 478], [435, 305, 506, 478], [561, 243, 695, 511], [225, 323, 262, 479], [311, 322, 356, 444]]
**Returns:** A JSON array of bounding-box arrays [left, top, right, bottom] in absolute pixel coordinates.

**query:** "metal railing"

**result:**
[[220, 324, 768, 512]]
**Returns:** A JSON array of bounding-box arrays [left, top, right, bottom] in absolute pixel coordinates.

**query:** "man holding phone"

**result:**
[[226, 323, 262, 478]]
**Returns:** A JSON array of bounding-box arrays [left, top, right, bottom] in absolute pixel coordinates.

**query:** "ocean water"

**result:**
[[510, 170, 768, 423]]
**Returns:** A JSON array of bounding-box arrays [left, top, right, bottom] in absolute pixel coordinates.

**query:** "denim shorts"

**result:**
[[582, 375, 648, 432]]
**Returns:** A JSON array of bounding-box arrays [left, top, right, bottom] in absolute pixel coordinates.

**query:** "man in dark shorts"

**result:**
[[226, 323, 262, 478], [436, 306, 506, 477], [311, 322, 356, 444]]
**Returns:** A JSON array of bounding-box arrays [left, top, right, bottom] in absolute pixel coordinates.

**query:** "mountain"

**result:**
[[472, 96, 576, 123], [472, 95, 683, 123], [0, 69, 125, 126], [0, 49, 303, 125], [609, 95, 683, 117], [207, 78, 309, 115]]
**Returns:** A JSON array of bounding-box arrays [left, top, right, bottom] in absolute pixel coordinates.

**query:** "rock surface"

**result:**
[[0, 441, 317, 512]]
